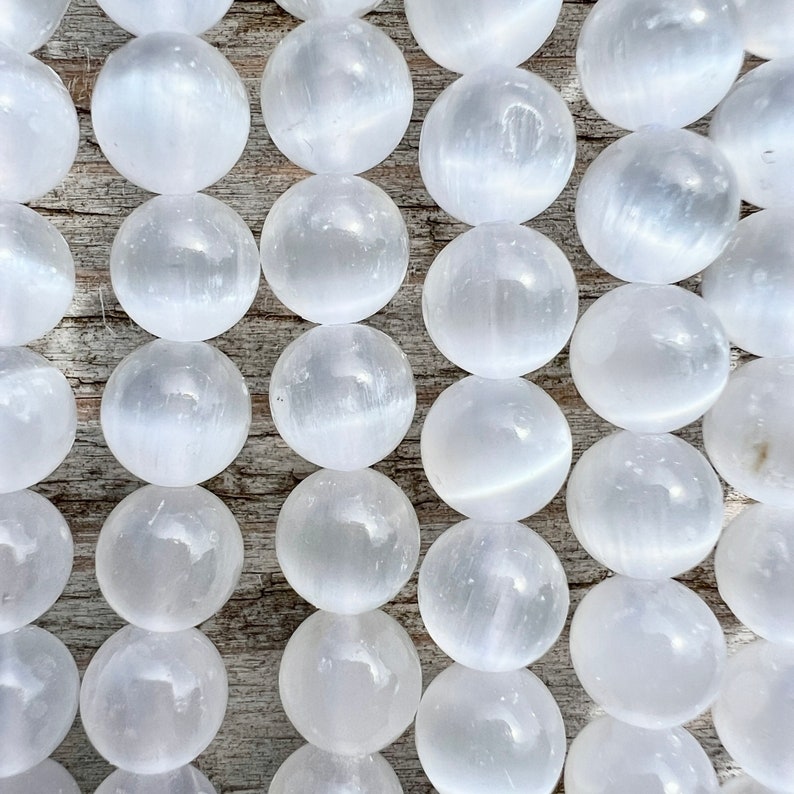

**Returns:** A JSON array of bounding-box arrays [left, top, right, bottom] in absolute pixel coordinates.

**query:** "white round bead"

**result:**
[[279, 610, 422, 756], [100, 340, 251, 487], [261, 18, 413, 175], [734, 0, 794, 59], [91, 32, 249, 194], [261, 174, 408, 324], [722, 775, 787, 794], [570, 576, 726, 728], [566, 431, 723, 579], [577, 0, 743, 130], [418, 519, 568, 672], [421, 376, 572, 521], [273, 0, 384, 19], [96, 0, 233, 36], [0, 0, 69, 53], [415, 664, 566, 794], [95, 765, 218, 794], [419, 66, 575, 225], [0, 759, 80, 793], [80, 625, 228, 774], [422, 222, 578, 378]]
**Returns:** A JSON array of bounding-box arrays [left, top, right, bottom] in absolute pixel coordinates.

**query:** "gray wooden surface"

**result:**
[[26, 0, 752, 791]]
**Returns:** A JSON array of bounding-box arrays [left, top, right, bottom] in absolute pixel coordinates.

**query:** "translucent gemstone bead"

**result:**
[[569, 284, 730, 433], [260, 174, 408, 324], [0, 44, 79, 203], [96, 485, 244, 631], [0, 203, 74, 347], [422, 222, 578, 378], [91, 32, 249, 194], [419, 66, 575, 226], [722, 775, 788, 794], [276, 468, 419, 614], [713, 641, 794, 792], [418, 520, 569, 672], [270, 745, 402, 794], [415, 664, 566, 794], [564, 716, 719, 794], [576, 127, 739, 284], [95, 765, 218, 794], [703, 357, 794, 507], [0, 348, 76, 494], [273, 0, 384, 19], [404, 0, 562, 74], [421, 376, 572, 521], [100, 340, 251, 487], [566, 431, 723, 579], [0, 626, 79, 777], [569, 576, 726, 728], [269, 325, 415, 471], [96, 0, 233, 36], [710, 59, 794, 209], [715, 504, 794, 645], [80, 625, 228, 774], [279, 610, 422, 755], [110, 193, 260, 342], [0, 759, 80, 793], [577, 0, 743, 131], [0, 0, 70, 53], [734, 0, 794, 59], [0, 490, 73, 633], [260, 18, 413, 174]]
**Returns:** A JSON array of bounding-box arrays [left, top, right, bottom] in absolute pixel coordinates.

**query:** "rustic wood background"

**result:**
[[27, 0, 754, 791]]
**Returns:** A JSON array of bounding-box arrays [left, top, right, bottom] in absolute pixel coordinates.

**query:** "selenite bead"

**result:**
[[269, 325, 415, 471], [418, 520, 569, 672], [419, 66, 575, 226], [566, 431, 723, 579], [715, 504, 794, 645], [577, 0, 743, 131], [273, 0, 384, 20], [576, 127, 739, 284], [95, 765, 218, 794], [0, 0, 70, 53], [703, 357, 794, 507], [276, 468, 419, 614], [569, 576, 726, 729], [563, 716, 719, 794], [0, 44, 79, 203], [713, 641, 794, 792], [100, 340, 251, 487], [91, 33, 249, 195], [422, 222, 578, 378], [96, 0, 233, 36], [96, 485, 244, 632], [260, 174, 408, 324], [269, 745, 402, 794], [260, 18, 413, 174], [421, 376, 572, 521], [80, 625, 228, 774], [734, 0, 794, 60], [111, 193, 260, 342], [0, 348, 76, 494], [569, 284, 730, 433], [710, 59, 794, 209], [404, 0, 562, 74], [279, 610, 422, 756], [0, 626, 79, 778], [415, 664, 566, 794], [0, 489, 73, 634], [0, 759, 80, 793], [723, 775, 789, 794], [0, 203, 74, 347]]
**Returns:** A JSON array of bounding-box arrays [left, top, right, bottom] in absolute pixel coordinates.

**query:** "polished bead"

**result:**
[[96, 0, 233, 36], [95, 765, 218, 794], [405, 0, 562, 74], [276, 468, 419, 614], [0, 626, 79, 778], [0, 759, 80, 793], [91, 32, 249, 194], [421, 376, 572, 521], [260, 18, 412, 174], [279, 610, 421, 756], [419, 66, 575, 225], [111, 193, 260, 341], [577, 0, 743, 130], [734, 0, 794, 59], [418, 520, 568, 671], [261, 174, 408, 324], [273, 0, 384, 19], [722, 775, 788, 794], [80, 626, 228, 774], [269, 325, 415, 471], [0, 0, 70, 52], [566, 431, 723, 579], [0, 348, 76, 494], [415, 664, 566, 794], [422, 222, 578, 378]]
